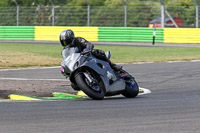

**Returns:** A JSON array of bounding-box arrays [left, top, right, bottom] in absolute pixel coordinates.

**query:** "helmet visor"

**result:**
[[62, 40, 67, 46], [65, 38, 73, 44]]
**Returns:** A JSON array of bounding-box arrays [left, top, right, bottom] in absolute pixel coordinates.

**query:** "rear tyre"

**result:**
[[75, 72, 105, 100], [122, 79, 139, 98]]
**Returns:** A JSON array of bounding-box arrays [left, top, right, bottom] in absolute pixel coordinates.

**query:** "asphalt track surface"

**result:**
[[0, 62, 200, 133], [1, 40, 200, 47]]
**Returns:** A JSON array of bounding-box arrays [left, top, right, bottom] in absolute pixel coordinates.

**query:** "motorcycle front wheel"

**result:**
[[75, 72, 105, 100]]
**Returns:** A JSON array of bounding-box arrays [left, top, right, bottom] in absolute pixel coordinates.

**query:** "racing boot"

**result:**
[[109, 61, 122, 71]]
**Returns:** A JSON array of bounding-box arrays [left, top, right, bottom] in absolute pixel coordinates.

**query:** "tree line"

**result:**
[[0, 0, 198, 7], [0, 0, 198, 27]]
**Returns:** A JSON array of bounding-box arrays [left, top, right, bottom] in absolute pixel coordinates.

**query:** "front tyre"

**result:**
[[75, 73, 105, 100], [122, 79, 139, 98]]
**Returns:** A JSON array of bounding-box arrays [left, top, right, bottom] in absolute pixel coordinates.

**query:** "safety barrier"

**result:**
[[1, 26, 200, 44], [0, 26, 34, 40], [99, 27, 163, 42], [164, 28, 200, 43], [35, 26, 98, 41]]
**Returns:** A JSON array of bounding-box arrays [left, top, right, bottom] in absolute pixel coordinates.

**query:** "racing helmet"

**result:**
[[60, 29, 75, 47]]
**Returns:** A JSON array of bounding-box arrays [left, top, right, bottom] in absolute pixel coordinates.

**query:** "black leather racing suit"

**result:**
[[62, 37, 108, 61], [66, 37, 94, 52]]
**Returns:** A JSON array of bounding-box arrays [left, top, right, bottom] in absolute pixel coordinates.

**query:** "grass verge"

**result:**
[[1, 43, 200, 68]]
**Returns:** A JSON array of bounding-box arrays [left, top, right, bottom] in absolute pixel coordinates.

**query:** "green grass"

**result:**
[[0, 43, 62, 58], [1, 43, 200, 68], [96, 45, 200, 63]]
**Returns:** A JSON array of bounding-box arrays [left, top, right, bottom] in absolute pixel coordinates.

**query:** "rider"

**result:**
[[60, 29, 122, 74]]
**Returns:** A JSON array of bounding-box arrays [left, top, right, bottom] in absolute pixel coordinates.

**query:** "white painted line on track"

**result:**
[[0, 66, 60, 72], [132, 60, 200, 65], [0, 99, 12, 102], [132, 62, 154, 65], [190, 60, 200, 62], [167, 61, 190, 63], [139, 87, 151, 96], [0, 77, 68, 81]]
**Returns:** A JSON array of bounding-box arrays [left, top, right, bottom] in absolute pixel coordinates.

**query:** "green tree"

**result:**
[[90, 6, 124, 26], [104, 0, 124, 6], [55, 6, 87, 26], [87, 0, 106, 6], [0, 0, 198, 27]]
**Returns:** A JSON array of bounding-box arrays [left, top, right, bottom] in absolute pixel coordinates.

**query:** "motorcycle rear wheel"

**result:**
[[122, 79, 139, 98], [75, 72, 105, 100]]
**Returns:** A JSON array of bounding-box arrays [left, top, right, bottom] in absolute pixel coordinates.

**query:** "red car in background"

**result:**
[[149, 16, 182, 28]]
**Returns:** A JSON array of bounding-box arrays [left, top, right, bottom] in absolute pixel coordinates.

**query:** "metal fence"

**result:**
[[0, 4, 199, 28]]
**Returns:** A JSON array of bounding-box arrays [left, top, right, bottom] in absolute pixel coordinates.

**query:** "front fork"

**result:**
[[83, 72, 101, 92], [83, 72, 94, 84]]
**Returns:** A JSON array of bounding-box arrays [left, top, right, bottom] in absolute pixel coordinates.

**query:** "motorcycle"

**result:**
[[61, 47, 139, 100]]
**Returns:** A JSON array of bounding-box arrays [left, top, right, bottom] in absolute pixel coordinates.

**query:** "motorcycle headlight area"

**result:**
[[61, 59, 71, 73]]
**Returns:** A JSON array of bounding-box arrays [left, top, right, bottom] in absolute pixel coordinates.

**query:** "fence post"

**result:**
[[165, 10, 179, 28], [193, 0, 199, 28], [122, 0, 127, 27], [160, 0, 165, 28], [49, 0, 55, 26], [84, 0, 90, 27], [14, 0, 19, 26]]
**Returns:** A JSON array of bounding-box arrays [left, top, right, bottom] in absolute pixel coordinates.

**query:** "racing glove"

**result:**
[[83, 48, 90, 53]]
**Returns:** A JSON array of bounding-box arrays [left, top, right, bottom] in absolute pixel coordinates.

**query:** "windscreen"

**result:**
[[62, 47, 78, 59]]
